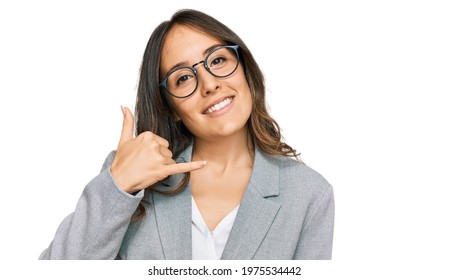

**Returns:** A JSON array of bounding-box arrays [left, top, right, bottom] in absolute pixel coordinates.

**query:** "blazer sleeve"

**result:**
[[293, 184, 335, 260], [39, 151, 144, 260]]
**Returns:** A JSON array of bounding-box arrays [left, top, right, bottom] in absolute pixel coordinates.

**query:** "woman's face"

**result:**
[[160, 25, 252, 141]]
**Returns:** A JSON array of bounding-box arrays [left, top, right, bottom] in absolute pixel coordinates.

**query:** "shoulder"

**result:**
[[268, 154, 333, 202]]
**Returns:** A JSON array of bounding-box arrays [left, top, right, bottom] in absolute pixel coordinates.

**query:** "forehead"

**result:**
[[160, 25, 223, 72]]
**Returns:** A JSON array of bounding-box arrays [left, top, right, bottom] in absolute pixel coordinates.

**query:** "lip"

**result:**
[[202, 95, 235, 114]]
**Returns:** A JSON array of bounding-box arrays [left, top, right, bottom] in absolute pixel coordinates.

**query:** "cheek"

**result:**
[[169, 98, 199, 122], [243, 94, 253, 120], [238, 81, 253, 112]]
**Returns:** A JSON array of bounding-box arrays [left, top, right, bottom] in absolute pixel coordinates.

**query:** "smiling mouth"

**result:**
[[203, 97, 234, 114]]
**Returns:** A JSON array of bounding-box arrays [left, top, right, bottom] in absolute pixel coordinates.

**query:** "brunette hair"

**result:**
[[132, 9, 299, 220]]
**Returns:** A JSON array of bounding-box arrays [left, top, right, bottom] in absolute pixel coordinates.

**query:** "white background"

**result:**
[[1, 0, 448, 279]]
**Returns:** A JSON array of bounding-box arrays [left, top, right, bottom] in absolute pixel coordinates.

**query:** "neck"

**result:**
[[192, 129, 254, 172]]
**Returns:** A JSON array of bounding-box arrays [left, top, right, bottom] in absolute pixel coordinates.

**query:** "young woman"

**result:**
[[40, 9, 334, 260]]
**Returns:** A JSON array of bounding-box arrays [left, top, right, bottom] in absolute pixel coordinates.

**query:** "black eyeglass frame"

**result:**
[[159, 45, 240, 99]]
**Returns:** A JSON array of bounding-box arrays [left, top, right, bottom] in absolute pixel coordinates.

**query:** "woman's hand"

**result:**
[[110, 106, 206, 194]]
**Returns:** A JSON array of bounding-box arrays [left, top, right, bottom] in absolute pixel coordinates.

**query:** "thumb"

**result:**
[[118, 106, 134, 146]]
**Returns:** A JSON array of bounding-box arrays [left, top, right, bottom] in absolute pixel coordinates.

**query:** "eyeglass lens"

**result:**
[[166, 46, 238, 98]]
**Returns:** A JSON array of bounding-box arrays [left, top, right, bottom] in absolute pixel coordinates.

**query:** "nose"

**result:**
[[195, 65, 221, 97]]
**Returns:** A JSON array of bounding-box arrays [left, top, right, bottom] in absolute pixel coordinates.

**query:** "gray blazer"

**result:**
[[39, 144, 334, 260]]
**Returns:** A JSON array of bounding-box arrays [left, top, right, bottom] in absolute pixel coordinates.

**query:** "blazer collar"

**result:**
[[149, 142, 281, 259], [247, 146, 280, 198], [221, 146, 281, 259], [142, 144, 193, 259], [151, 143, 280, 195], [151, 185, 192, 259]]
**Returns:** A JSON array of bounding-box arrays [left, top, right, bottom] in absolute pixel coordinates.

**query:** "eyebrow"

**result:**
[[164, 44, 224, 77]]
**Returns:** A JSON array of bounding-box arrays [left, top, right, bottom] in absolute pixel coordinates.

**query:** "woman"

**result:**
[[40, 9, 334, 260]]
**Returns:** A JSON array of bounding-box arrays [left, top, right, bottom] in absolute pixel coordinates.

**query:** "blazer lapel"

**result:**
[[150, 145, 193, 260], [221, 148, 281, 259], [151, 185, 191, 259], [149, 144, 281, 260]]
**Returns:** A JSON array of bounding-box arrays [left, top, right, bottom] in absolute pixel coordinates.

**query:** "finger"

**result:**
[[159, 146, 173, 159], [118, 106, 134, 146], [152, 133, 170, 148], [162, 157, 177, 165], [163, 161, 207, 176], [140, 131, 169, 148]]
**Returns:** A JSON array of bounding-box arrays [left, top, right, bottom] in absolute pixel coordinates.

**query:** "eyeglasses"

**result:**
[[160, 45, 240, 98]]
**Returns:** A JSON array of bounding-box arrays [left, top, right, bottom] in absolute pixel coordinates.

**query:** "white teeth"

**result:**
[[206, 97, 232, 114]]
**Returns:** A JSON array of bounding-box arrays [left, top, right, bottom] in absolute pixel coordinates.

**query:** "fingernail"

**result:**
[[121, 105, 126, 116], [193, 161, 207, 168]]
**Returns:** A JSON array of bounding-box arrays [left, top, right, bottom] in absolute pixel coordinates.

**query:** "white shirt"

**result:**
[[192, 197, 239, 260]]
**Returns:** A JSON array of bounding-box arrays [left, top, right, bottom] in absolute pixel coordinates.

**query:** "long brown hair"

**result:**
[[132, 9, 299, 221]]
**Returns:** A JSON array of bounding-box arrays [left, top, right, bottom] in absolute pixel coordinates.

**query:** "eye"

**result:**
[[176, 74, 194, 86], [210, 56, 227, 68], [167, 67, 196, 90]]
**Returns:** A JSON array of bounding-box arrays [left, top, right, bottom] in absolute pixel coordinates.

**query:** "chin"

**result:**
[[212, 121, 248, 138]]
